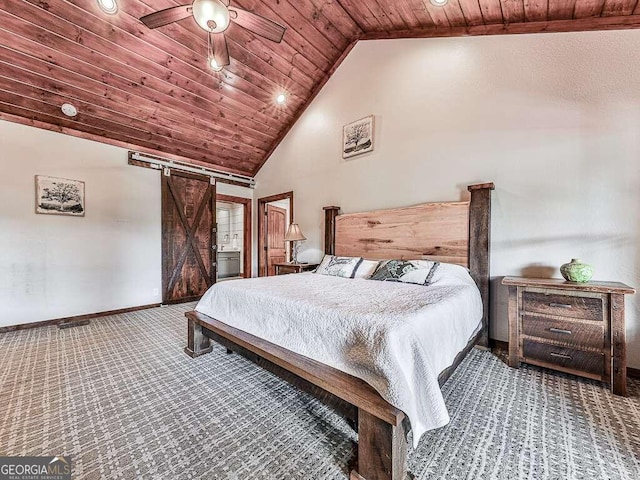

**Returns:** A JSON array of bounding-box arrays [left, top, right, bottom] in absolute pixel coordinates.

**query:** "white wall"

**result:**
[[230, 202, 244, 260], [0, 120, 162, 325], [217, 203, 232, 245], [217, 182, 253, 199], [255, 30, 640, 367], [216, 200, 245, 273], [0, 120, 253, 326]]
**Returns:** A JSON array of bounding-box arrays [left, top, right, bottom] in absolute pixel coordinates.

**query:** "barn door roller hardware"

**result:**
[[130, 152, 256, 188]]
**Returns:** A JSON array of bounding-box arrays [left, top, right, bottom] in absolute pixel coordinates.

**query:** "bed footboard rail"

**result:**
[[186, 311, 403, 425], [185, 310, 408, 480]]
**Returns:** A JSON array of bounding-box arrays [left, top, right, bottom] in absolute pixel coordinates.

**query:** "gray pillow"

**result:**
[[315, 255, 363, 278], [369, 260, 440, 286]]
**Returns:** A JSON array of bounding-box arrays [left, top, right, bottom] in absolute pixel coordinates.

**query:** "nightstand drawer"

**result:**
[[522, 315, 604, 349], [523, 339, 604, 378], [522, 291, 603, 320]]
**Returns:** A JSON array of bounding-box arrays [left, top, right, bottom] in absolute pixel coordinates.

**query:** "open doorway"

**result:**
[[258, 192, 293, 277], [216, 194, 252, 280]]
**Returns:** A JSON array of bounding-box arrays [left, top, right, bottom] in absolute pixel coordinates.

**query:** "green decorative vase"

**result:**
[[560, 258, 593, 283]]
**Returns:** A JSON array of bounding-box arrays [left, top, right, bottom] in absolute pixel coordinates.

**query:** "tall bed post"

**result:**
[[323, 206, 340, 255], [467, 183, 495, 349]]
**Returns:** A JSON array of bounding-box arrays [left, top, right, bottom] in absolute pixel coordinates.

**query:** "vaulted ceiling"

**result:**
[[1, 0, 640, 177]]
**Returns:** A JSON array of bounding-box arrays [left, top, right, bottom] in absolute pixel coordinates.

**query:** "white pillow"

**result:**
[[353, 259, 380, 279], [315, 255, 363, 278]]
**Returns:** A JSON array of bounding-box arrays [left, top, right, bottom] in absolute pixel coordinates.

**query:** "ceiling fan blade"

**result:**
[[140, 5, 192, 29], [228, 7, 286, 43], [212, 33, 230, 67]]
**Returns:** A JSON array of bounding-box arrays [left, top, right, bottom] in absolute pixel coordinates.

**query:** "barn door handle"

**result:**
[[549, 352, 572, 360], [549, 328, 572, 335], [549, 303, 572, 309]]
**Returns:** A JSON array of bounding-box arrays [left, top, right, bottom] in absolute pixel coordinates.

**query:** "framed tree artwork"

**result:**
[[342, 115, 374, 159], [35, 175, 85, 217]]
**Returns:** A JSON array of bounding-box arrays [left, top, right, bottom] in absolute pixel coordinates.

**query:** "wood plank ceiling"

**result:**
[[1, 0, 639, 177]]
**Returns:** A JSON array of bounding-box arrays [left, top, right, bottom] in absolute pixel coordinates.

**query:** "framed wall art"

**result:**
[[343, 115, 374, 159], [35, 175, 85, 217]]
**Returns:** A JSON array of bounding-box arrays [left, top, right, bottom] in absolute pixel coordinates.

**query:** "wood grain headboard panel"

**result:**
[[323, 182, 494, 348], [334, 201, 470, 266]]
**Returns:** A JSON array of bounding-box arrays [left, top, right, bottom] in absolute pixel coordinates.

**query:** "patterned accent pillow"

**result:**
[[315, 255, 363, 278], [353, 259, 380, 279], [369, 260, 440, 286]]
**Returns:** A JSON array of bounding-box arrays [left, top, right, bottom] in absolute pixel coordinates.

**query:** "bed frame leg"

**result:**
[[184, 318, 213, 358], [351, 410, 409, 480]]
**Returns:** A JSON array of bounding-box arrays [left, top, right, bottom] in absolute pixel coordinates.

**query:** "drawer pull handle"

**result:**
[[549, 328, 572, 335], [549, 303, 572, 309], [550, 352, 572, 360]]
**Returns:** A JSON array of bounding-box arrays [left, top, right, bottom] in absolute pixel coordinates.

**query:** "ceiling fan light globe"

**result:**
[[193, 0, 230, 33], [209, 57, 224, 72]]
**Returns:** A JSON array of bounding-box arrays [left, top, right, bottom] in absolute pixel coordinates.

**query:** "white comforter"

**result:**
[[195, 263, 482, 447]]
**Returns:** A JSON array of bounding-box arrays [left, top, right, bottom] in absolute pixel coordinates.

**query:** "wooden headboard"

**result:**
[[323, 182, 494, 347]]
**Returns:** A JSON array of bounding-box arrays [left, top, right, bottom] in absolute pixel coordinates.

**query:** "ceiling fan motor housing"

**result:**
[[192, 0, 231, 33]]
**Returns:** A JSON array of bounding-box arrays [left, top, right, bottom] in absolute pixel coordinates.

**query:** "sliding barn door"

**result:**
[[162, 171, 216, 304]]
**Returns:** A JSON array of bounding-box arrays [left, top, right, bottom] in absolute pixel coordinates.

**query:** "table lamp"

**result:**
[[284, 223, 306, 264]]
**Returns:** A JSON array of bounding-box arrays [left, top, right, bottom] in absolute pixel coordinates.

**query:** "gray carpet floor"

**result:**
[[1, 303, 639, 479]]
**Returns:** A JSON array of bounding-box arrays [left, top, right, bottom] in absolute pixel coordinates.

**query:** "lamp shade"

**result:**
[[284, 223, 306, 242]]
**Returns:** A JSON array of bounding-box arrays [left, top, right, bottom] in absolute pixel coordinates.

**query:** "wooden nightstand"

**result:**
[[274, 263, 319, 275], [502, 277, 635, 396]]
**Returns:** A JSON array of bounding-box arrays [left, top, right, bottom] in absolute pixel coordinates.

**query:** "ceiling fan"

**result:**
[[140, 0, 286, 71]]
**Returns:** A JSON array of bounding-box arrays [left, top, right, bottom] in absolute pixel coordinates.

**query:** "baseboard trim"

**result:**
[[163, 296, 201, 305], [0, 303, 161, 333], [490, 340, 640, 380], [492, 339, 508, 351]]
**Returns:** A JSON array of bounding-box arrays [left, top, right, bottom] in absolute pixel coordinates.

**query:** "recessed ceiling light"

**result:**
[[209, 57, 224, 72], [429, 0, 448, 6], [61, 103, 78, 117], [97, 0, 118, 15], [276, 93, 286, 104]]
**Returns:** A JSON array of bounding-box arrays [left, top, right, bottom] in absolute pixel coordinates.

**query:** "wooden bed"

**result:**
[[184, 182, 494, 480]]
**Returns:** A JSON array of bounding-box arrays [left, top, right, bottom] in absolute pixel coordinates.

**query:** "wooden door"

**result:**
[[162, 171, 216, 304], [266, 204, 287, 276]]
